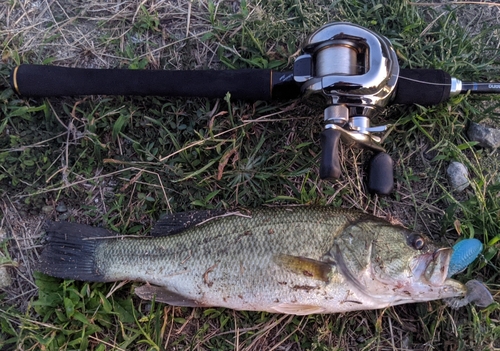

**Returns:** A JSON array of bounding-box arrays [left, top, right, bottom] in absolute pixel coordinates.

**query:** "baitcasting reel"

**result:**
[[293, 22, 399, 193], [10, 22, 500, 195]]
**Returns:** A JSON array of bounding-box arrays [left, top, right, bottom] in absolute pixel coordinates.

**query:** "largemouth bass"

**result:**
[[38, 207, 489, 315]]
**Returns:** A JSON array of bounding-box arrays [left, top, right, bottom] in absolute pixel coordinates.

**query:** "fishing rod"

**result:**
[[9, 22, 500, 195]]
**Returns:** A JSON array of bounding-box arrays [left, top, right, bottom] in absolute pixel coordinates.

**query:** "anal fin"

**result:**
[[134, 284, 206, 307], [272, 303, 326, 315]]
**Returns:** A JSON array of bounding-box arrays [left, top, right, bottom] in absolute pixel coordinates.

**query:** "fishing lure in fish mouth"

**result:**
[[445, 280, 494, 309], [444, 238, 493, 309], [448, 238, 483, 278]]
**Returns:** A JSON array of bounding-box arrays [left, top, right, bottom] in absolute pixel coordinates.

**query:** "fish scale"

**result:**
[[38, 207, 470, 315], [95, 208, 343, 308]]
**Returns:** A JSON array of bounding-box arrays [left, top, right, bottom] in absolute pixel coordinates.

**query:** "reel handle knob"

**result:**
[[320, 128, 342, 180], [368, 152, 394, 195]]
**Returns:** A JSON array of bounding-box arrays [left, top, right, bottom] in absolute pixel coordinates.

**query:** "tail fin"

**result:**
[[37, 221, 113, 282]]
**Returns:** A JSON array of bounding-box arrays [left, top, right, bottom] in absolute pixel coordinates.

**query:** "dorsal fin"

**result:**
[[150, 209, 228, 237]]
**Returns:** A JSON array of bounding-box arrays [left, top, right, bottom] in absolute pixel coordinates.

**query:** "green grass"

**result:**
[[1, 0, 500, 350]]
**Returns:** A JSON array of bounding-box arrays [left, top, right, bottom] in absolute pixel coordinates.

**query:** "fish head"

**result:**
[[332, 219, 467, 305]]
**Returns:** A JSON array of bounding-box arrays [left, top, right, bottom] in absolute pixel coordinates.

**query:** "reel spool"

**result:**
[[294, 22, 399, 194]]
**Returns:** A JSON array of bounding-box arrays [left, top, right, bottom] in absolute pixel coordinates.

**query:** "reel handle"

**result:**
[[320, 128, 342, 180], [320, 128, 394, 195], [367, 152, 394, 195]]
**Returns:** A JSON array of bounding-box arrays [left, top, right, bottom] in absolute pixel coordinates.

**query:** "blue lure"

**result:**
[[447, 238, 483, 278]]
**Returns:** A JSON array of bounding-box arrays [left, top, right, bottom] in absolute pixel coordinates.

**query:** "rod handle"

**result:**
[[10, 64, 275, 100], [394, 69, 451, 105]]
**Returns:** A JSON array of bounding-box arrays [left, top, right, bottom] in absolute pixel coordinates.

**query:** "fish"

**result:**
[[37, 207, 492, 315]]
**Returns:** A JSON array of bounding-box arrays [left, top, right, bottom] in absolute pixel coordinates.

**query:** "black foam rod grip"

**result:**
[[10, 64, 274, 100], [368, 152, 394, 195], [320, 128, 342, 180], [393, 69, 451, 105]]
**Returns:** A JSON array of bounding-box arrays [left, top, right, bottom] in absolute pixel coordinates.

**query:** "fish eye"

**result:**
[[408, 234, 426, 250]]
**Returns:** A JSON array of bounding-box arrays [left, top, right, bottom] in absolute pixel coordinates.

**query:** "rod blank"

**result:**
[[462, 82, 500, 94]]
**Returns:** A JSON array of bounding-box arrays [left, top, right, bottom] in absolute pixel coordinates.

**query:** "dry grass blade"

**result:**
[[0, 197, 43, 310]]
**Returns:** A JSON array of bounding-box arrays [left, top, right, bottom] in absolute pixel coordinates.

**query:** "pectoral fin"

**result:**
[[272, 303, 326, 315], [134, 284, 206, 307], [274, 254, 333, 282]]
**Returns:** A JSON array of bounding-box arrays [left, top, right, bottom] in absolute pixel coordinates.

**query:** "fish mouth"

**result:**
[[421, 247, 453, 286], [332, 243, 460, 303]]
